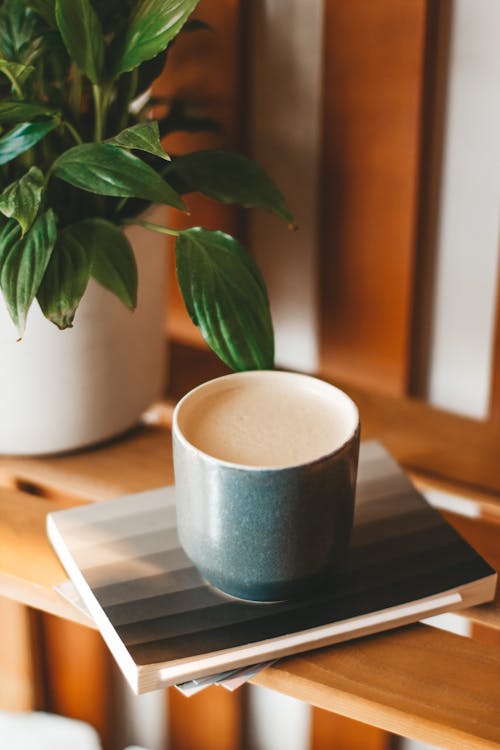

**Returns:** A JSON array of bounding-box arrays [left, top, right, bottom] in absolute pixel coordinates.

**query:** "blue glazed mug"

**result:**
[[173, 371, 360, 602]]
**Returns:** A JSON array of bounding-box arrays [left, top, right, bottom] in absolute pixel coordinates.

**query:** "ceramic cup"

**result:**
[[172, 371, 360, 602]]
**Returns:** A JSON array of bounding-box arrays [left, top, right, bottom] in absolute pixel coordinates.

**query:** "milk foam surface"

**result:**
[[180, 380, 353, 467]]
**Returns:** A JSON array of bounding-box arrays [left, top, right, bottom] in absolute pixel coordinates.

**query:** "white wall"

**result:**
[[249, 0, 323, 373], [427, 0, 500, 418]]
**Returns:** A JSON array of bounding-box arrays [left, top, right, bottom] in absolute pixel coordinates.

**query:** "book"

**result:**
[[54, 580, 272, 695], [47, 441, 496, 694]]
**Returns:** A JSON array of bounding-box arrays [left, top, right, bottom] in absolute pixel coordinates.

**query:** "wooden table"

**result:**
[[1, 342, 499, 750]]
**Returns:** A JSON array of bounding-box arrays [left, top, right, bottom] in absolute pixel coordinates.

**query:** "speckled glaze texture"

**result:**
[[173, 428, 359, 601]]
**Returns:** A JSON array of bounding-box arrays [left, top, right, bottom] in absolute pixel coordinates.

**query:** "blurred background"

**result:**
[[1, 0, 499, 749]]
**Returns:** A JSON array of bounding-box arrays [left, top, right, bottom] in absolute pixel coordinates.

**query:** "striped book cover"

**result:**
[[47, 442, 496, 694]]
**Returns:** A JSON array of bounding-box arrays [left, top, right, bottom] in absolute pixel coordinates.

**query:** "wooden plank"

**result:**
[[441, 511, 500, 633], [40, 613, 115, 750], [0, 425, 174, 504], [488, 245, 500, 421], [337, 378, 500, 502], [320, 0, 428, 395], [253, 625, 500, 750], [168, 686, 244, 750], [0, 598, 43, 710], [311, 708, 391, 750], [410, 471, 500, 524], [0, 486, 95, 623], [471, 622, 500, 650]]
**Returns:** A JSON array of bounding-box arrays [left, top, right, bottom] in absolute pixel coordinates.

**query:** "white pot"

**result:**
[[0, 206, 169, 455]]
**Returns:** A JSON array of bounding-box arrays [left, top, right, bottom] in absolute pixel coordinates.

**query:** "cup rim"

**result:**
[[172, 370, 360, 472]]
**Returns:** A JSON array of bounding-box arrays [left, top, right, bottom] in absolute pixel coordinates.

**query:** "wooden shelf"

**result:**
[[253, 625, 500, 750], [0, 342, 499, 749]]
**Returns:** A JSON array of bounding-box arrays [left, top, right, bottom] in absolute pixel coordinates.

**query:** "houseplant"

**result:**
[[0, 0, 292, 454]]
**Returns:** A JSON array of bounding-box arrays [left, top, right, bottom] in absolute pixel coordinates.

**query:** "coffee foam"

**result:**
[[176, 373, 357, 468]]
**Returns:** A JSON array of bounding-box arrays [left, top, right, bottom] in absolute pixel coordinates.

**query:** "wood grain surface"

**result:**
[[311, 707, 391, 750], [489, 245, 500, 422], [0, 598, 43, 710], [320, 0, 428, 395], [169, 685, 244, 750], [254, 625, 500, 750], [40, 614, 115, 750]]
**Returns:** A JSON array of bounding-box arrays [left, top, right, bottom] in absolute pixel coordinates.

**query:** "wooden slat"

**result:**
[[168, 685, 244, 750], [410, 471, 500, 524], [337, 381, 500, 502], [440, 511, 500, 632], [0, 426, 174, 505], [0, 486, 90, 622], [311, 708, 391, 750], [471, 622, 500, 653], [0, 598, 43, 710], [253, 625, 500, 750], [320, 0, 428, 395], [488, 244, 500, 421], [40, 614, 115, 750]]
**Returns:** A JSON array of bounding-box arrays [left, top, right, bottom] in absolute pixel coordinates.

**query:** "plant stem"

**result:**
[[119, 68, 138, 132], [122, 218, 180, 237], [114, 197, 129, 215], [4, 69, 23, 98], [63, 121, 83, 145]]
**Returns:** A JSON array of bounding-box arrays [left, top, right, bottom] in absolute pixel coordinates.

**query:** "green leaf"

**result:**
[[165, 150, 293, 224], [0, 209, 57, 335], [114, 0, 200, 75], [106, 121, 170, 162], [52, 143, 185, 208], [0, 218, 21, 276], [37, 221, 93, 328], [0, 58, 35, 92], [175, 227, 274, 371], [0, 100, 57, 123], [55, 0, 104, 84], [0, 118, 58, 166], [0, 166, 44, 236], [89, 219, 137, 309], [0, 2, 36, 61], [28, 0, 57, 27]]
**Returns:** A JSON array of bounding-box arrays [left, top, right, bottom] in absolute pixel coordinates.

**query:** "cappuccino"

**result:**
[[176, 372, 357, 468]]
